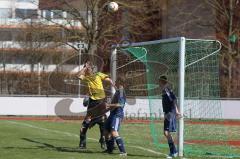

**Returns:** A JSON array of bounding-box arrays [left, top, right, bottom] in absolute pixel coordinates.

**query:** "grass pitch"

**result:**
[[0, 119, 239, 159]]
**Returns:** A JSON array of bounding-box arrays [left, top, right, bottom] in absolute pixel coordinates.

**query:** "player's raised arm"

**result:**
[[106, 103, 121, 109], [104, 77, 116, 89], [76, 67, 87, 80], [76, 61, 92, 80]]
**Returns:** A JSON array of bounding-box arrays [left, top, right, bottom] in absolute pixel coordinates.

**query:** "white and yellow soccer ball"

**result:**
[[107, 2, 119, 12]]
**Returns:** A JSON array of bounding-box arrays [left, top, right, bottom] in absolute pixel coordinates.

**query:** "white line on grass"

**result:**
[[129, 145, 168, 157], [7, 120, 79, 138], [6, 121, 168, 157]]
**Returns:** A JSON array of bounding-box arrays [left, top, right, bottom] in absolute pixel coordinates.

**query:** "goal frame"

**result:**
[[110, 37, 220, 157]]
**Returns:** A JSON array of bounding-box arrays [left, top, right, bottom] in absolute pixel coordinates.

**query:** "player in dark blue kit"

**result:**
[[104, 77, 127, 156], [159, 75, 181, 158]]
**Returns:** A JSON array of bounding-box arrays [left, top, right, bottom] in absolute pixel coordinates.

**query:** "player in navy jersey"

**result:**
[[159, 75, 181, 158], [104, 77, 127, 156]]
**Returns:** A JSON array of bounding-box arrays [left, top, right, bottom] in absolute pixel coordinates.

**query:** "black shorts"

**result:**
[[86, 98, 108, 119], [164, 112, 177, 132], [88, 115, 107, 129]]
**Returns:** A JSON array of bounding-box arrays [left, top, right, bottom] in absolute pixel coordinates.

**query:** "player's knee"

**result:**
[[104, 133, 108, 139], [111, 130, 119, 137], [105, 133, 111, 140], [80, 125, 87, 133], [81, 119, 91, 131], [164, 131, 169, 137], [85, 117, 91, 123], [83, 120, 90, 126], [104, 129, 109, 136]]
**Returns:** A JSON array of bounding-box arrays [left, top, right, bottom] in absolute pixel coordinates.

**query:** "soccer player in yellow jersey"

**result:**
[[77, 60, 115, 149]]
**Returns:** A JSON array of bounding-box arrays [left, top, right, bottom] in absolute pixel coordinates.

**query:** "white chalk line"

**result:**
[[6, 120, 168, 157]]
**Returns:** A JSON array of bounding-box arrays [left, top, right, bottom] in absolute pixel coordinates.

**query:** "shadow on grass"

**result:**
[[17, 138, 95, 154], [3, 138, 163, 158]]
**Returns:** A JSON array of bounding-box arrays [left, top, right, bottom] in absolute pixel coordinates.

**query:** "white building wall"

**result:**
[[0, 0, 39, 12], [0, 0, 13, 9], [15, 1, 39, 9], [0, 0, 81, 29], [0, 64, 82, 72], [0, 97, 239, 120]]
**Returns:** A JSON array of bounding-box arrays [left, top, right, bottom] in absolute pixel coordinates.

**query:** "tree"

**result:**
[[157, 0, 240, 97], [205, 0, 240, 97], [35, 0, 162, 57], [13, 0, 164, 95], [16, 22, 63, 72]]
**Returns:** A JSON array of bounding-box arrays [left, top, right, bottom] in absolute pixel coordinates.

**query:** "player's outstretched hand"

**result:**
[[176, 112, 182, 119], [111, 81, 117, 90], [106, 103, 121, 110]]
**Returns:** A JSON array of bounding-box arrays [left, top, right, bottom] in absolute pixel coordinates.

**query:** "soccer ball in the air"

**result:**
[[108, 2, 119, 12]]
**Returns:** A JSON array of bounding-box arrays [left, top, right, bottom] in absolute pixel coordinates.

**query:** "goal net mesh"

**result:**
[[113, 38, 237, 157]]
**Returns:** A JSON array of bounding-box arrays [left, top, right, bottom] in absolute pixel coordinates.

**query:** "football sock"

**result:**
[[115, 136, 126, 153], [79, 134, 86, 146], [98, 119, 105, 144], [79, 120, 90, 146], [106, 137, 114, 152], [168, 138, 177, 154]]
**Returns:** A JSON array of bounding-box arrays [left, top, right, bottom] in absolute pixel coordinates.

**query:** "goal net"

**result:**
[[111, 37, 237, 158]]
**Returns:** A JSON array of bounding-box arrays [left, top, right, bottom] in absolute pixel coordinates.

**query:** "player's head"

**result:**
[[158, 75, 168, 85], [115, 76, 125, 88], [84, 59, 94, 75]]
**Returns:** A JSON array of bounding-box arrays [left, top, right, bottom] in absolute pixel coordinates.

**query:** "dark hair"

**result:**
[[84, 59, 91, 63], [83, 59, 92, 68], [159, 75, 167, 81], [116, 76, 125, 85]]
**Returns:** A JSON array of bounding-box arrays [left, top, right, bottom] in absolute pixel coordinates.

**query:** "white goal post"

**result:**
[[110, 37, 221, 157]]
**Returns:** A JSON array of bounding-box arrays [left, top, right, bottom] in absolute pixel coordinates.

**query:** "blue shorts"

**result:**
[[164, 112, 177, 132], [105, 115, 122, 132]]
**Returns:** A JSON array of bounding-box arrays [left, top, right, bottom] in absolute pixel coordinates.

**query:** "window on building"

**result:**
[[67, 12, 74, 19], [16, 9, 38, 19], [0, 8, 12, 18], [41, 10, 51, 20], [52, 10, 63, 19], [66, 11, 89, 22]]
